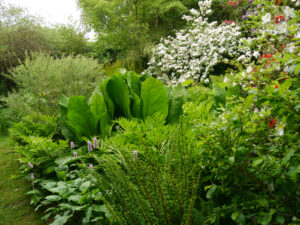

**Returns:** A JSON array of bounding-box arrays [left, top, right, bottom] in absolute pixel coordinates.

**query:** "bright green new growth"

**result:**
[[59, 71, 186, 141]]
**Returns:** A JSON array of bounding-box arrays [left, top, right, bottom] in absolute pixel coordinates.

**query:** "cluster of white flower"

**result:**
[[250, 5, 299, 54], [145, 0, 253, 85]]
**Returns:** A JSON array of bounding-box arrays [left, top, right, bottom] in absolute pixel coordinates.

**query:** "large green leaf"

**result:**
[[213, 84, 226, 107], [126, 71, 141, 96], [67, 96, 98, 139], [131, 91, 141, 118], [89, 90, 110, 137], [58, 95, 77, 141], [106, 75, 132, 118], [100, 79, 115, 119], [166, 86, 186, 123], [50, 210, 73, 225], [141, 77, 168, 120]]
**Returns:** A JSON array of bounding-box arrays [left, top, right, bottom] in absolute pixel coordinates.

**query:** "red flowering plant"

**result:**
[[268, 118, 277, 128], [209, 3, 300, 221], [275, 14, 284, 23]]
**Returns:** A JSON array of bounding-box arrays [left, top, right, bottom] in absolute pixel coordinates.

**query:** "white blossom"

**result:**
[[144, 0, 249, 84], [247, 66, 252, 74], [253, 51, 260, 58], [262, 13, 271, 24], [283, 6, 296, 19]]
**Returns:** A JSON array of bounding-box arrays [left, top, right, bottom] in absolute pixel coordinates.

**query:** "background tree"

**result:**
[[77, 0, 194, 72], [0, 1, 91, 96]]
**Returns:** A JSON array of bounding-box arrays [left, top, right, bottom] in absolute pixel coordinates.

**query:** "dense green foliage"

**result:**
[[78, 0, 196, 70], [1, 0, 299, 224], [60, 71, 185, 142], [0, 2, 91, 96], [0, 53, 104, 134]]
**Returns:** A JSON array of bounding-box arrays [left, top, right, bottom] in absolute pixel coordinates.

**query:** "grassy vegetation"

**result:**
[[0, 135, 45, 225]]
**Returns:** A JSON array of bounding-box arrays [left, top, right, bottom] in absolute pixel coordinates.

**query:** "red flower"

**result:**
[[275, 15, 284, 24], [275, 85, 279, 89], [229, 1, 234, 5], [230, 20, 235, 25], [268, 118, 277, 128], [261, 54, 273, 59]]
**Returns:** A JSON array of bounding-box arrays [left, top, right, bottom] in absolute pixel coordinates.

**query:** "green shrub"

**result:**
[[182, 48, 300, 224], [1, 53, 104, 133]]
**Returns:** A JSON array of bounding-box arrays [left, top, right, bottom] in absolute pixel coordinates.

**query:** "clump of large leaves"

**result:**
[[59, 71, 186, 142]]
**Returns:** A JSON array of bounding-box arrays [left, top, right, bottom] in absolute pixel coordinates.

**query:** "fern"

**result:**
[[96, 119, 201, 225]]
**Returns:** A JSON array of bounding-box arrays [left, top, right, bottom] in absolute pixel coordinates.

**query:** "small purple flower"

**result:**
[[254, 10, 259, 15], [28, 162, 33, 169], [73, 151, 78, 158], [70, 142, 75, 149], [133, 150, 138, 161], [248, 0, 253, 4], [246, 11, 250, 16], [88, 141, 92, 152], [89, 164, 94, 169], [93, 137, 98, 149], [242, 15, 247, 20], [257, 4, 262, 8], [30, 173, 34, 180]]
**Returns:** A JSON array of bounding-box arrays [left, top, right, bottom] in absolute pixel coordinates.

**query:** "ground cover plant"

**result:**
[[1, 0, 300, 224]]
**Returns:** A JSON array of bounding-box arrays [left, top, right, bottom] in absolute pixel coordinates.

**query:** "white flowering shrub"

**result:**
[[145, 0, 253, 85]]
